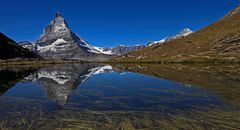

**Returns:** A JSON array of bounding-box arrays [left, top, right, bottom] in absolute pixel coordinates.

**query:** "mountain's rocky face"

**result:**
[[36, 13, 88, 47], [35, 13, 111, 61], [148, 28, 193, 46], [0, 33, 40, 60], [95, 45, 145, 56], [112, 6, 240, 62], [111, 45, 145, 55]]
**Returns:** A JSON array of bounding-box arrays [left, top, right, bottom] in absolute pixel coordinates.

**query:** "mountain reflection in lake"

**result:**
[[0, 63, 239, 130]]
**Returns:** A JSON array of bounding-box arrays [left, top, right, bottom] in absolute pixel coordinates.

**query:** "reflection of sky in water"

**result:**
[[66, 72, 225, 111], [4, 82, 48, 100], [0, 68, 226, 113]]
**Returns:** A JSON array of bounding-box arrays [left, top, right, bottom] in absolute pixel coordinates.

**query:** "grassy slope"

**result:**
[[112, 6, 240, 63]]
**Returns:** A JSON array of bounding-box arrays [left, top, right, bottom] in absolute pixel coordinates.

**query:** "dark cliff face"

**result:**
[[0, 32, 40, 60]]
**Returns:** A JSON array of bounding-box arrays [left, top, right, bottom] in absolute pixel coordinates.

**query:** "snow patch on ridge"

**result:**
[[37, 39, 68, 52], [148, 28, 194, 46], [93, 46, 114, 55], [80, 44, 115, 55]]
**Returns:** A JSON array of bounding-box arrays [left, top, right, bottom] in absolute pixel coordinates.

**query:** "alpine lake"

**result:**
[[0, 63, 239, 130]]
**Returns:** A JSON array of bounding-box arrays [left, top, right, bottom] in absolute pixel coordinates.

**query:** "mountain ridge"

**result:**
[[148, 28, 193, 46], [2, 6, 240, 63], [0, 32, 40, 60], [111, 5, 240, 63]]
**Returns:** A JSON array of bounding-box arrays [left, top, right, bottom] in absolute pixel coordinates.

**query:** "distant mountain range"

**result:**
[[112, 5, 240, 63], [94, 45, 145, 56], [148, 28, 193, 46], [17, 14, 192, 59]]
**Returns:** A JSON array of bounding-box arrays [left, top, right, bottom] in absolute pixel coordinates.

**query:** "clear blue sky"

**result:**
[[0, 0, 239, 47]]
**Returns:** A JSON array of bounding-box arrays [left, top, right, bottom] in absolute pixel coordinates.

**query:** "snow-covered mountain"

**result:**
[[35, 12, 112, 61], [18, 12, 193, 59], [16, 12, 145, 59], [148, 28, 193, 46], [37, 12, 90, 49]]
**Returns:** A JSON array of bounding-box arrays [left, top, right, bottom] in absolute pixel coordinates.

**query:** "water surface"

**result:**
[[0, 63, 239, 129]]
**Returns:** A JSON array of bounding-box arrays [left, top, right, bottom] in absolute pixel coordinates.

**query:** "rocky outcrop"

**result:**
[[0, 32, 40, 60]]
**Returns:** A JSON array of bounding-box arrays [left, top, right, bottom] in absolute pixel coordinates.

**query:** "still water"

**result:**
[[0, 63, 239, 130]]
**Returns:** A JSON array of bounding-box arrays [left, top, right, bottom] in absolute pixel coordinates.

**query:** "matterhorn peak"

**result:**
[[51, 12, 68, 28], [55, 12, 62, 17], [36, 12, 73, 45], [35, 12, 109, 61]]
